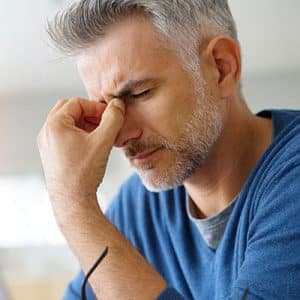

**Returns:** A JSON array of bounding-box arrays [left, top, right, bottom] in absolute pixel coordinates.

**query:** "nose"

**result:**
[[114, 111, 143, 147]]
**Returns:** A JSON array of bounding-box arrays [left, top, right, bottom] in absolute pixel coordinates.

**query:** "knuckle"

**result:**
[[47, 118, 61, 131], [69, 97, 83, 103], [68, 97, 78, 102], [46, 112, 57, 124], [49, 99, 68, 116], [45, 115, 60, 132], [56, 99, 68, 106]]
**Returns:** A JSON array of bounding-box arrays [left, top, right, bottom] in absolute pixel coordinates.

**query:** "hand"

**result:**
[[37, 97, 167, 300], [37, 97, 125, 215]]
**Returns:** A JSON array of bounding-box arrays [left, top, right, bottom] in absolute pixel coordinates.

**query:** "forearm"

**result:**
[[37, 98, 167, 298], [54, 194, 167, 300]]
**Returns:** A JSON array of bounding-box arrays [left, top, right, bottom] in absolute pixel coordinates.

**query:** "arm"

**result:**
[[37, 98, 168, 299], [63, 174, 187, 300], [57, 193, 167, 300]]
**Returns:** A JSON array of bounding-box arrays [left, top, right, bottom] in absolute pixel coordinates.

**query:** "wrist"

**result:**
[[49, 190, 102, 225]]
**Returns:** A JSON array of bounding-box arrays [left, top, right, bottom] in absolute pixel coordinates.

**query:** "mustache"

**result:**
[[124, 137, 171, 158]]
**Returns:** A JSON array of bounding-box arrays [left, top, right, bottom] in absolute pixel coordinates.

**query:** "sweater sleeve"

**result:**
[[230, 161, 300, 299]]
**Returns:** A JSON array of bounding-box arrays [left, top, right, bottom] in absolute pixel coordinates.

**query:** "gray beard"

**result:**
[[134, 86, 223, 192]]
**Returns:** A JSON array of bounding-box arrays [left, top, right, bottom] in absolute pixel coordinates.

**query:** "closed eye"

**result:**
[[131, 90, 150, 99]]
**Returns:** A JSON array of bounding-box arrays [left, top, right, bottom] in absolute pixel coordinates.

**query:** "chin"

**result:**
[[136, 167, 184, 193], [140, 178, 178, 193]]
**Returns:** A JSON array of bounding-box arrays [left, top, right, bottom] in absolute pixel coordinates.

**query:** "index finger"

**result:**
[[59, 98, 106, 122]]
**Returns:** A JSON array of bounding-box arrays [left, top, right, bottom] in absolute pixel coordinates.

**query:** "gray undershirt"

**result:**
[[185, 193, 236, 250]]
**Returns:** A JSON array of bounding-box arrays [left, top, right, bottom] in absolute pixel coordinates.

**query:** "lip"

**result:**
[[133, 148, 161, 161]]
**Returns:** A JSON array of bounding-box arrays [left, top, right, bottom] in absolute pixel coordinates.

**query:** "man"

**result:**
[[37, 0, 300, 299]]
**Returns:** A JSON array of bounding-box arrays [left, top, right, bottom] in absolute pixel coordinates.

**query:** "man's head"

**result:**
[[48, 0, 242, 191]]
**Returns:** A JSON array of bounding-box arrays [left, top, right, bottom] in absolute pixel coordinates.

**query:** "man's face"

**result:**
[[77, 15, 223, 191]]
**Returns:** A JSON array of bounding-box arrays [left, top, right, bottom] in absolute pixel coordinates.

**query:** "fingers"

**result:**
[[53, 98, 106, 122], [45, 97, 125, 151], [90, 98, 125, 152], [48, 99, 68, 117], [64, 98, 105, 120]]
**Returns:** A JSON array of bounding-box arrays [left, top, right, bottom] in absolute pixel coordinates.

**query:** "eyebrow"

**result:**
[[116, 77, 159, 98]]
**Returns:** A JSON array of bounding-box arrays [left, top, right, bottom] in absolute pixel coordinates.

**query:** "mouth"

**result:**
[[131, 147, 162, 163]]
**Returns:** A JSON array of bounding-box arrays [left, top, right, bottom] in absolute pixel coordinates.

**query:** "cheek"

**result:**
[[125, 91, 196, 138]]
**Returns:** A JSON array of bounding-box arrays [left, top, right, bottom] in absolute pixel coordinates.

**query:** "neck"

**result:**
[[183, 96, 273, 218]]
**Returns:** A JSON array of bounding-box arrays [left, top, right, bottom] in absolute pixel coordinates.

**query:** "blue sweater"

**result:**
[[63, 110, 300, 299]]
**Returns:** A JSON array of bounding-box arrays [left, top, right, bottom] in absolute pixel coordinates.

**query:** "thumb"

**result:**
[[90, 98, 125, 151]]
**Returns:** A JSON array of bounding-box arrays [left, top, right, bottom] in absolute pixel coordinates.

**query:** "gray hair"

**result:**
[[47, 0, 238, 77]]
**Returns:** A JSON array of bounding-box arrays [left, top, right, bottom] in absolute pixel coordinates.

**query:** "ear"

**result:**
[[201, 36, 241, 98]]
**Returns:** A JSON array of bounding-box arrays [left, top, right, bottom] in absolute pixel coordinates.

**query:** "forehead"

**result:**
[[76, 14, 179, 94]]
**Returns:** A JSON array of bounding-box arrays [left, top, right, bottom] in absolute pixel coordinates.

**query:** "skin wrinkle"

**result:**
[[77, 15, 224, 194], [121, 78, 223, 192], [77, 13, 272, 217], [40, 4, 278, 299], [98, 77, 161, 103]]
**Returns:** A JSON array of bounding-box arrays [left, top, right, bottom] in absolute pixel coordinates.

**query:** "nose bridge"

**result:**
[[114, 107, 142, 147]]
